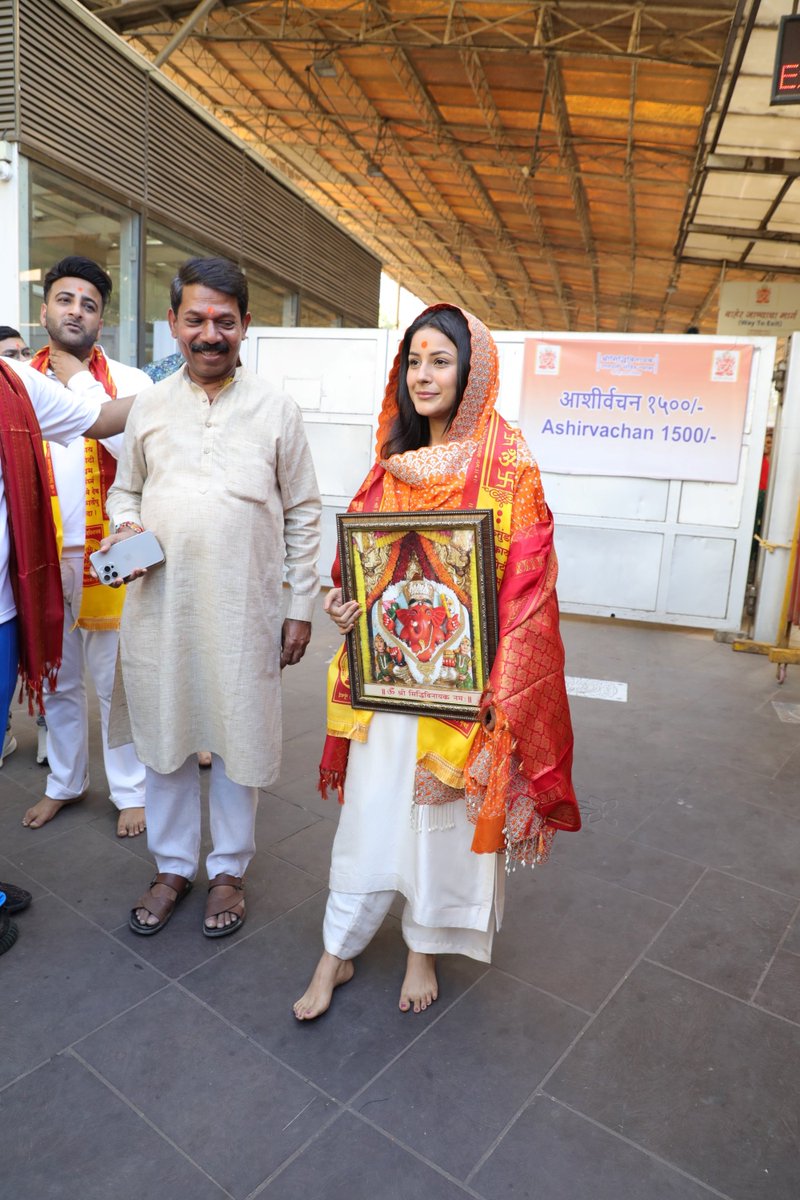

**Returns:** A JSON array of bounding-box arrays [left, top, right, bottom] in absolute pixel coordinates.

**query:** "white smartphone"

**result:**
[[89, 529, 165, 586]]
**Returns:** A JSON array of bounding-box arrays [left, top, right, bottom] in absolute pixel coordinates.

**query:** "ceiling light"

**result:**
[[312, 57, 337, 78], [366, 161, 384, 177]]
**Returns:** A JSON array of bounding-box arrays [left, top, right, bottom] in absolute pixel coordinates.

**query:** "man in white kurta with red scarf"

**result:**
[[23, 256, 148, 838], [105, 257, 321, 938]]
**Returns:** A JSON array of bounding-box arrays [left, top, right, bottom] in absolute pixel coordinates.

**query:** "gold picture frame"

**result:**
[[337, 509, 499, 720]]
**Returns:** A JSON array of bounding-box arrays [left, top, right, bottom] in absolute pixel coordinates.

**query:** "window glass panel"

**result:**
[[247, 272, 293, 326], [21, 162, 139, 364], [299, 296, 340, 327], [144, 223, 211, 365]]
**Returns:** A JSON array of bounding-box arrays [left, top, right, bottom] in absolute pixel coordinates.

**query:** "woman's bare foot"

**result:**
[[117, 807, 146, 837], [22, 797, 73, 828], [294, 951, 354, 1020], [399, 951, 438, 1013]]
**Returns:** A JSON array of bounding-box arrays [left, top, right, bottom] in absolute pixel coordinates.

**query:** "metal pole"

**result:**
[[154, 0, 220, 69]]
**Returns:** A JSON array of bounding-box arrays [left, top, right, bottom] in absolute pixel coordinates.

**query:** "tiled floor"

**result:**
[[2, 601, 800, 1200]]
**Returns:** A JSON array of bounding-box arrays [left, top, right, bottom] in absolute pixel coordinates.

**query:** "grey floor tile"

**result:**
[[784, 915, 800, 956], [549, 960, 800, 1200], [261, 1111, 472, 1199], [674, 762, 800, 821], [357, 970, 586, 1179], [492, 863, 672, 1011], [8, 823, 154, 929], [550, 825, 703, 906], [266, 768, 333, 815], [256, 791, 322, 846], [0, 894, 164, 1087], [1, 1054, 226, 1200], [184, 892, 486, 1100], [0, 852, 50, 902], [569, 748, 687, 835], [77, 986, 334, 1198], [753, 950, 800, 1024], [471, 1095, 717, 1200], [647, 870, 797, 999], [632, 791, 800, 897], [276, 728, 330, 787], [774, 744, 800, 785], [109, 849, 324, 979], [269, 814, 337, 880]]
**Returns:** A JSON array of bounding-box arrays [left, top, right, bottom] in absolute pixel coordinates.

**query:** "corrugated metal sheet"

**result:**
[[301, 204, 380, 325], [242, 156, 305, 285], [0, 0, 17, 138], [145, 81, 243, 258], [18, 0, 146, 201], [13, 0, 380, 324]]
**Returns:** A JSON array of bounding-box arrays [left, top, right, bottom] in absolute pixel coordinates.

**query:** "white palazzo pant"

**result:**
[[323, 713, 503, 964], [44, 553, 145, 810], [144, 753, 258, 881]]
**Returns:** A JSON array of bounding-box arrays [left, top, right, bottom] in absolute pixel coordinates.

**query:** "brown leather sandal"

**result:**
[[129, 872, 193, 936], [203, 873, 245, 939]]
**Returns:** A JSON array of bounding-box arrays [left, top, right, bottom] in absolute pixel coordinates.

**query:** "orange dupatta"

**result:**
[[320, 305, 579, 865]]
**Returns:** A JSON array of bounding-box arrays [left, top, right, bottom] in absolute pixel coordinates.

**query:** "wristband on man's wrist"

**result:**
[[114, 521, 143, 535]]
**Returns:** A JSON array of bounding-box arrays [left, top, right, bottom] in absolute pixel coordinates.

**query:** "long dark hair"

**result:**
[[381, 307, 472, 458]]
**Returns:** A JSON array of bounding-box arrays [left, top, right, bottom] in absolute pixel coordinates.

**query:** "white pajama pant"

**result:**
[[44, 553, 145, 810], [144, 753, 258, 880], [322, 712, 502, 965], [323, 888, 497, 962]]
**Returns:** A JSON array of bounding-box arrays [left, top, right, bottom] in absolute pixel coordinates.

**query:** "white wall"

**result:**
[[249, 326, 775, 631]]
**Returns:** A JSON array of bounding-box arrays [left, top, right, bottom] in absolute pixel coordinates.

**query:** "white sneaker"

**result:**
[[0, 733, 17, 768]]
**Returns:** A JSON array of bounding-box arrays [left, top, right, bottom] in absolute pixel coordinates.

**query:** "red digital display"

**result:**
[[771, 14, 800, 105]]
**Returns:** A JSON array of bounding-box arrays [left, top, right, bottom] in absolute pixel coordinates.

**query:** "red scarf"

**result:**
[[0, 361, 64, 711]]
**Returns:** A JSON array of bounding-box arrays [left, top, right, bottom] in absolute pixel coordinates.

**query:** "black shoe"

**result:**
[[0, 881, 32, 914], [0, 908, 18, 955]]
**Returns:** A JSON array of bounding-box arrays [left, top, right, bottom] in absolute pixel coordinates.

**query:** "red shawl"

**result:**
[[0, 361, 64, 711], [320, 305, 579, 865]]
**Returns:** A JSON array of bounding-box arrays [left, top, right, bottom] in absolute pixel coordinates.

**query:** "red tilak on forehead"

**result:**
[[421, 339, 428, 348], [207, 307, 216, 315]]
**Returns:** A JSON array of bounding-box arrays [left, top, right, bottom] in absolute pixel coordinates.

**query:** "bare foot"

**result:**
[[399, 950, 438, 1013], [198, 751, 212, 769], [22, 797, 74, 828], [293, 951, 355, 1020], [117, 807, 146, 837]]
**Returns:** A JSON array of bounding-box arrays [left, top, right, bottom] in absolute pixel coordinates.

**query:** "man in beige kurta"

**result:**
[[105, 256, 321, 938]]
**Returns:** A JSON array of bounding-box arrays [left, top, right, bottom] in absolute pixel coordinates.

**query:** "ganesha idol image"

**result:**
[[371, 573, 474, 689]]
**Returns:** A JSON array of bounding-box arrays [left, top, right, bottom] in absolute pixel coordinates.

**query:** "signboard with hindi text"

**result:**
[[717, 281, 800, 336], [519, 339, 753, 483]]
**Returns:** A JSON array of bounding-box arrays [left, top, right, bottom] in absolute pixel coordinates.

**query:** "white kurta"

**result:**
[[330, 712, 503, 938], [106, 364, 321, 787]]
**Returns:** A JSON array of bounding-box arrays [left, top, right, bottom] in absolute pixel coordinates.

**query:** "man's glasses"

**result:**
[[0, 348, 33, 361]]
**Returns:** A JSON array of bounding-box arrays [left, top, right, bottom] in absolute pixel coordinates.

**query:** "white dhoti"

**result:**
[[44, 554, 145, 810], [324, 713, 504, 963]]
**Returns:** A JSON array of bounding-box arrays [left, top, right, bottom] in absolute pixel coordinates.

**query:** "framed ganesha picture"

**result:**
[[337, 509, 499, 720]]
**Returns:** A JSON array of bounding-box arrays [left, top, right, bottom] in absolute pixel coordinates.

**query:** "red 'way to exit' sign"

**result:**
[[771, 14, 800, 105]]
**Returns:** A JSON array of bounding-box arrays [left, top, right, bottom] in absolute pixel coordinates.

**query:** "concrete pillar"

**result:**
[[0, 142, 21, 329]]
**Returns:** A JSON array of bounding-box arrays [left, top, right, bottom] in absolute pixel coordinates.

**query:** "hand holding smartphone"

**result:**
[[89, 529, 165, 586]]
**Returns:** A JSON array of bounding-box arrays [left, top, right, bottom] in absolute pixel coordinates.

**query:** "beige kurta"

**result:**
[[106, 364, 321, 787]]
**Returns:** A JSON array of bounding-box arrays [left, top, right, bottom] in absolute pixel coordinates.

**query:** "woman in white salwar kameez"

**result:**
[[294, 305, 580, 1019]]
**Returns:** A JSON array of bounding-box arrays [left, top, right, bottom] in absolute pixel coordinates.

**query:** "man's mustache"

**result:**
[[190, 341, 228, 353]]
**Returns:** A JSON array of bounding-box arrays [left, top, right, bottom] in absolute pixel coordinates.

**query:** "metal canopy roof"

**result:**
[[80, 0, 799, 331]]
